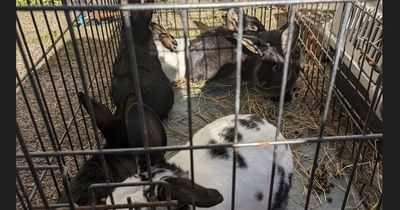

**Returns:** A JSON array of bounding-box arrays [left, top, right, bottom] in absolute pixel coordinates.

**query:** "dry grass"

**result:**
[[169, 72, 381, 209]]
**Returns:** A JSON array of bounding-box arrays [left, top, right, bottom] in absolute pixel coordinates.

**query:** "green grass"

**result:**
[[16, 0, 62, 6]]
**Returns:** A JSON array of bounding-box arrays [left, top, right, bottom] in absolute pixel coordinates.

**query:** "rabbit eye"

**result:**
[[272, 65, 280, 72], [249, 25, 258, 31]]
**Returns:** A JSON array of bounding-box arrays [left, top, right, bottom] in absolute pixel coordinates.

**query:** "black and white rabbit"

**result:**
[[107, 114, 293, 210], [58, 91, 222, 209]]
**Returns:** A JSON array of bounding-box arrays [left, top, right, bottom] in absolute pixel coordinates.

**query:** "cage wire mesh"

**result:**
[[16, 0, 383, 209]]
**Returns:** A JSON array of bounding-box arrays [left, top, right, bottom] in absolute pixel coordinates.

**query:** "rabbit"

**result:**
[[188, 8, 267, 82], [111, 7, 174, 120], [226, 22, 302, 103], [151, 8, 266, 82], [57, 92, 222, 209], [106, 114, 293, 210], [57, 92, 168, 206]]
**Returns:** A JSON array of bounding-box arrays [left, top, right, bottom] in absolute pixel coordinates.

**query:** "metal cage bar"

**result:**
[[120, 2, 156, 206], [267, 6, 297, 210], [181, 9, 196, 210], [304, 2, 353, 209], [231, 7, 244, 210], [17, 1, 359, 12], [16, 134, 383, 159]]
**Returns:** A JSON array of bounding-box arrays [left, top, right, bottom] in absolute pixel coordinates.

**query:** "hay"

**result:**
[[161, 4, 383, 208], [165, 54, 378, 210]]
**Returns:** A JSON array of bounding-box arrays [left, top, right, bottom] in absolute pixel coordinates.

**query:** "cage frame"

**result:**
[[16, 0, 383, 209]]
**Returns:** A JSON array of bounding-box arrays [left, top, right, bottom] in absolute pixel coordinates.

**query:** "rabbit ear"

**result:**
[[158, 177, 224, 207], [225, 33, 265, 56], [120, 92, 137, 118], [280, 22, 300, 55], [149, 21, 167, 34], [77, 92, 114, 134], [226, 8, 239, 25], [226, 8, 239, 30], [242, 34, 270, 48], [125, 103, 167, 167]]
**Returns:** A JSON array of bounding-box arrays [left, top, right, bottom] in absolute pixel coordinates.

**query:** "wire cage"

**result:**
[[16, 0, 383, 209]]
